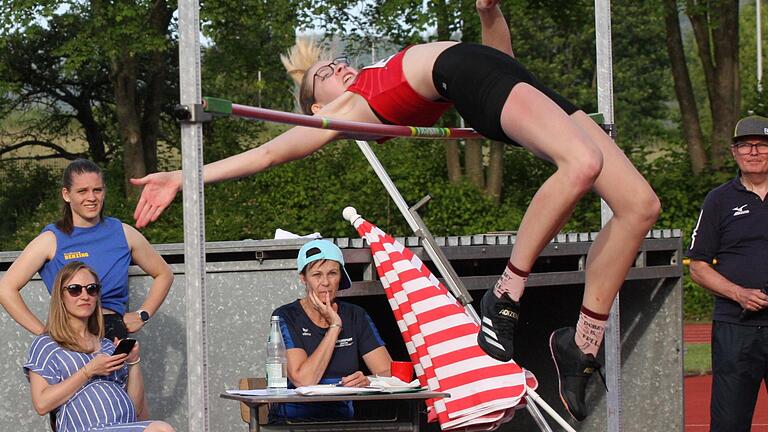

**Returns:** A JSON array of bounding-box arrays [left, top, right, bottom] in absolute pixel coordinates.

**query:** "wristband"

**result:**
[[126, 357, 141, 366], [82, 365, 92, 379], [328, 324, 342, 330]]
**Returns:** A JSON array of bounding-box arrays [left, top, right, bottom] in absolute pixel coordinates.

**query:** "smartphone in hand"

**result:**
[[112, 338, 137, 356]]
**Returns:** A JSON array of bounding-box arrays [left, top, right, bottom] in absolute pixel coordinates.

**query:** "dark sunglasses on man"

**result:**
[[63, 283, 101, 297]]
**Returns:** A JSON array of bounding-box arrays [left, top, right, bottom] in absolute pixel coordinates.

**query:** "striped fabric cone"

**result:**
[[351, 216, 538, 431]]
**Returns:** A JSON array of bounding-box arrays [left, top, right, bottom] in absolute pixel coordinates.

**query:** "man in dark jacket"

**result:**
[[687, 115, 768, 432]]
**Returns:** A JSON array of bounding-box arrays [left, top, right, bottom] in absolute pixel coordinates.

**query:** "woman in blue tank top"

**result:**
[[0, 158, 172, 337], [25, 261, 175, 432], [0, 159, 174, 420]]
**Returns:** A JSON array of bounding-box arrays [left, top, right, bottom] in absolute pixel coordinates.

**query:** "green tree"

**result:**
[[663, 0, 740, 173], [0, 16, 113, 164], [738, 1, 766, 115], [200, 0, 304, 112], [0, 0, 177, 196]]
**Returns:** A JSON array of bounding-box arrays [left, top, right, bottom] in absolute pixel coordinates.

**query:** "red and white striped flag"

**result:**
[[350, 214, 538, 431]]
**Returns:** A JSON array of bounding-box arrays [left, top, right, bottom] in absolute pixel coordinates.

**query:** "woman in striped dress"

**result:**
[[23, 261, 174, 432]]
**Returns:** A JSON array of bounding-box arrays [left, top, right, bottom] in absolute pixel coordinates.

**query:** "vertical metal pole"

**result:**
[[371, 43, 376, 64], [594, 1, 622, 431], [258, 70, 262, 107], [178, 1, 209, 431], [758, 0, 763, 92]]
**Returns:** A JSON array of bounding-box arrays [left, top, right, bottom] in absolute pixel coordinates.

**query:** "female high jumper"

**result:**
[[131, 0, 660, 421]]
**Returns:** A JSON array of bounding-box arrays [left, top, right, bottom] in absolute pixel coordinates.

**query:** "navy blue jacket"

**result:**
[[687, 176, 768, 324]]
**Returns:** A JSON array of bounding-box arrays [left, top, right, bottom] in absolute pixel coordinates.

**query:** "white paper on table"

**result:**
[[368, 376, 420, 388], [294, 385, 382, 396], [225, 389, 297, 396], [274, 229, 322, 240], [367, 376, 424, 393]]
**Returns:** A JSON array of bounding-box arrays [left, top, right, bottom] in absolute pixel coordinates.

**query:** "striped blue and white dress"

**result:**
[[24, 335, 154, 432]]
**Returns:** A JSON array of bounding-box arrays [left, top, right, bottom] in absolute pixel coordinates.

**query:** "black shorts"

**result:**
[[432, 43, 579, 146], [103, 313, 129, 341]]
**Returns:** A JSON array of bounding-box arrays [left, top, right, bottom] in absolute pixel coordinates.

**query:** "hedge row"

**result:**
[[1, 133, 733, 321]]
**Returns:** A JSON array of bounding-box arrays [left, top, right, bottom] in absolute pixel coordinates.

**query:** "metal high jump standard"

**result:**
[[176, 1, 620, 431]]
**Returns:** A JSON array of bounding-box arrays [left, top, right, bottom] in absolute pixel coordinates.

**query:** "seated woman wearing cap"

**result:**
[[269, 239, 393, 422]]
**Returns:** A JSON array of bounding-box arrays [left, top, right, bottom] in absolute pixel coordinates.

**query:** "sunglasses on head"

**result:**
[[63, 283, 101, 297]]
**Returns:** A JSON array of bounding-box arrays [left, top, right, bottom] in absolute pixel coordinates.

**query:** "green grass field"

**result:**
[[684, 343, 712, 376]]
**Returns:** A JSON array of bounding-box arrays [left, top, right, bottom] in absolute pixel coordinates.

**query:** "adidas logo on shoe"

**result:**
[[477, 289, 520, 362], [498, 308, 519, 319]]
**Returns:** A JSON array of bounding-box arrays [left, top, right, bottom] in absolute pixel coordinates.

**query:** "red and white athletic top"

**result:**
[[347, 47, 453, 127]]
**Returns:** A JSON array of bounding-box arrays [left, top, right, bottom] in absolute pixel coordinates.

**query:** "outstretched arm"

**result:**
[[477, 0, 514, 57], [131, 123, 342, 228]]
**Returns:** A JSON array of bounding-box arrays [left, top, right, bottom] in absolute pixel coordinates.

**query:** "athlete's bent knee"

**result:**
[[563, 148, 603, 193], [633, 189, 661, 229], [648, 193, 661, 223]]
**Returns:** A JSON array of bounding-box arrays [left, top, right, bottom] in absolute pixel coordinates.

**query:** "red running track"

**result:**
[[684, 323, 768, 431], [685, 374, 768, 431], [684, 323, 712, 344]]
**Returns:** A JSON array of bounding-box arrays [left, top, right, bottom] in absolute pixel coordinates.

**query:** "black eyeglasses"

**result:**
[[63, 283, 100, 297], [732, 141, 768, 155], [311, 56, 349, 103]]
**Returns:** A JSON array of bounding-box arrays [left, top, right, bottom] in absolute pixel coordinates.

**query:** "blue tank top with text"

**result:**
[[39, 217, 131, 315]]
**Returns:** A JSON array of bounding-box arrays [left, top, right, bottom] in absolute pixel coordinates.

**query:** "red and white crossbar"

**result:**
[[201, 97, 481, 139]]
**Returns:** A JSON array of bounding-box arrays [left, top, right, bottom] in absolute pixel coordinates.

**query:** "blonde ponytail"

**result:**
[[281, 37, 329, 114], [280, 37, 324, 85]]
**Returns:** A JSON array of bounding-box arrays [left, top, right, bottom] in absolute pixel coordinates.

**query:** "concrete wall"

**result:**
[[0, 232, 684, 432], [0, 253, 305, 431]]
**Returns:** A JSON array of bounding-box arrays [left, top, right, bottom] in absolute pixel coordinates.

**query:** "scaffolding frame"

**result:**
[[176, 1, 619, 430]]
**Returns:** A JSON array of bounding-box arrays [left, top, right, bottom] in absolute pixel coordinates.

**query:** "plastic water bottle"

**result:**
[[265, 316, 288, 392]]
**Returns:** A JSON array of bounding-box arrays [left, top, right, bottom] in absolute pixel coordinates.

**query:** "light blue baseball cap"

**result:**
[[296, 239, 352, 290]]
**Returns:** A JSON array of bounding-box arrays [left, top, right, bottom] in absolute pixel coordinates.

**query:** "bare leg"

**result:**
[[485, 85, 659, 423], [478, 83, 658, 367], [145, 421, 175, 432], [569, 112, 660, 314], [546, 113, 658, 422], [496, 86, 659, 313], [477, 83, 604, 362], [499, 84, 604, 273]]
